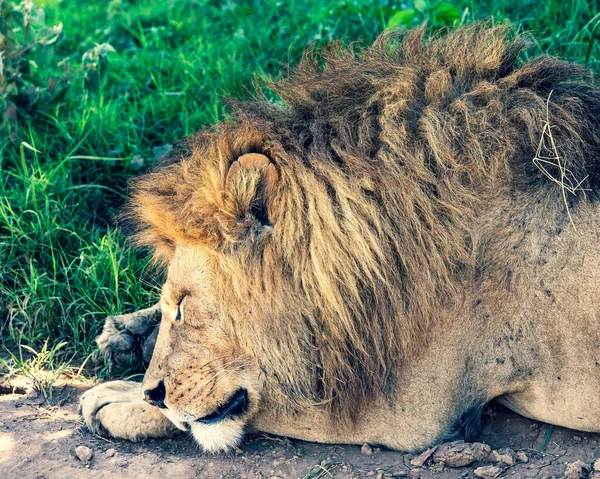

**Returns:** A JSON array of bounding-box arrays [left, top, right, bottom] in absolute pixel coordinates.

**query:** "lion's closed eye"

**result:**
[[175, 295, 187, 321]]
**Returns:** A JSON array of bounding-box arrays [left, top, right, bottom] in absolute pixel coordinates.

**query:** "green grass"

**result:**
[[1, 0, 599, 376]]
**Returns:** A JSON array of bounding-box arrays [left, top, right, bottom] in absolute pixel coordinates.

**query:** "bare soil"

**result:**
[[1, 377, 599, 479]]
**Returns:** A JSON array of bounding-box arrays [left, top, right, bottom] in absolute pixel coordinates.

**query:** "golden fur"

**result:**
[[126, 23, 600, 419], [81, 23, 600, 452]]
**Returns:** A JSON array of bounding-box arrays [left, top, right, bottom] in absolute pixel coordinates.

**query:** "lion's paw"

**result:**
[[96, 304, 161, 370], [80, 380, 176, 440]]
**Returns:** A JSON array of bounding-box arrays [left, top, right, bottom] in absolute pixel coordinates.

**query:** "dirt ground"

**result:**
[[1, 377, 599, 479]]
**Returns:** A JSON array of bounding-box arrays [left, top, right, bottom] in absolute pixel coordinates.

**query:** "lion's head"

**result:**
[[127, 23, 600, 452]]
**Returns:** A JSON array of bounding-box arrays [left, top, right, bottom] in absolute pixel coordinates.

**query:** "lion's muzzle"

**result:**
[[143, 379, 251, 453], [143, 378, 249, 424]]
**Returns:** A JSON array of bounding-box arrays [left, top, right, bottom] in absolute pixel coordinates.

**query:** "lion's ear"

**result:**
[[220, 153, 279, 241]]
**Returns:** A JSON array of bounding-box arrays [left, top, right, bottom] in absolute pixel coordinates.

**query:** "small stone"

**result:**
[[362, 443, 373, 455], [491, 448, 515, 466], [433, 440, 492, 467], [235, 447, 244, 455], [411, 447, 436, 467], [516, 451, 529, 463], [74, 446, 93, 462], [366, 472, 375, 477], [105, 448, 116, 458], [564, 460, 589, 479], [573, 436, 582, 442], [594, 459, 600, 472], [474, 465, 503, 479]]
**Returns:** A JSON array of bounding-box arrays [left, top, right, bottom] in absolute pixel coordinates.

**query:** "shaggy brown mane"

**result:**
[[126, 23, 600, 420]]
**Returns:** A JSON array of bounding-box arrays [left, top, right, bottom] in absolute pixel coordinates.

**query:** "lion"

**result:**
[[80, 23, 600, 453]]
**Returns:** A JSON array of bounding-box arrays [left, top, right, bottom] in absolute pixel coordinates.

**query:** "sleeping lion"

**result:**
[[80, 23, 600, 453]]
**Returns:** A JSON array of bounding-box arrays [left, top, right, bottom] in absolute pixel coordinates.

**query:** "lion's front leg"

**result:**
[[96, 303, 161, 370], [80, 380, 178, 441]]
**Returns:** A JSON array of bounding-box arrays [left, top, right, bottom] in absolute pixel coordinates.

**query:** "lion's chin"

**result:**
[[190, 420, 245, 453]]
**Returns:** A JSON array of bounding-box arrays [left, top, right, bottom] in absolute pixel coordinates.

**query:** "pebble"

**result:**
[[564, 460, 589, 479], [410, 447, 436, 467], [516, 451, 529, 463], [433, 440, 492, 467], [594, 459, 600, 472], [74, 446, 93, 462], [474, 465, 503, 479], [362, 443, 373, 455], [105, 448, 116, 458], [491, 447, 515, 466]]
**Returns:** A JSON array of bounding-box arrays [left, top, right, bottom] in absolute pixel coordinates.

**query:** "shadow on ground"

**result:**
[[0, 377, 598, 478]]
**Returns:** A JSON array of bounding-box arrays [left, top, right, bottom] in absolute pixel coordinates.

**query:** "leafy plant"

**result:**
[[387, 0, 464, 30], [0, 0, 113, 141]]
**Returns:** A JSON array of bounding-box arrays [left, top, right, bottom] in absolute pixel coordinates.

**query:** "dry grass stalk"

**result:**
[[532, 91, 590, 231]]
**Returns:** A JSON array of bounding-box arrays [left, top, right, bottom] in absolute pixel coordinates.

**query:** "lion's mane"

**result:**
[[126, 23, 600, 420]]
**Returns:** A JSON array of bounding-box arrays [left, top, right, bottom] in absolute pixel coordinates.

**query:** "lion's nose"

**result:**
[[144, 380, 167, 409]]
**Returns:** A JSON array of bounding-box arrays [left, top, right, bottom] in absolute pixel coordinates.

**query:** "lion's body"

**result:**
[[81, 24, 600, 452], [249, 195, 600, 449]]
